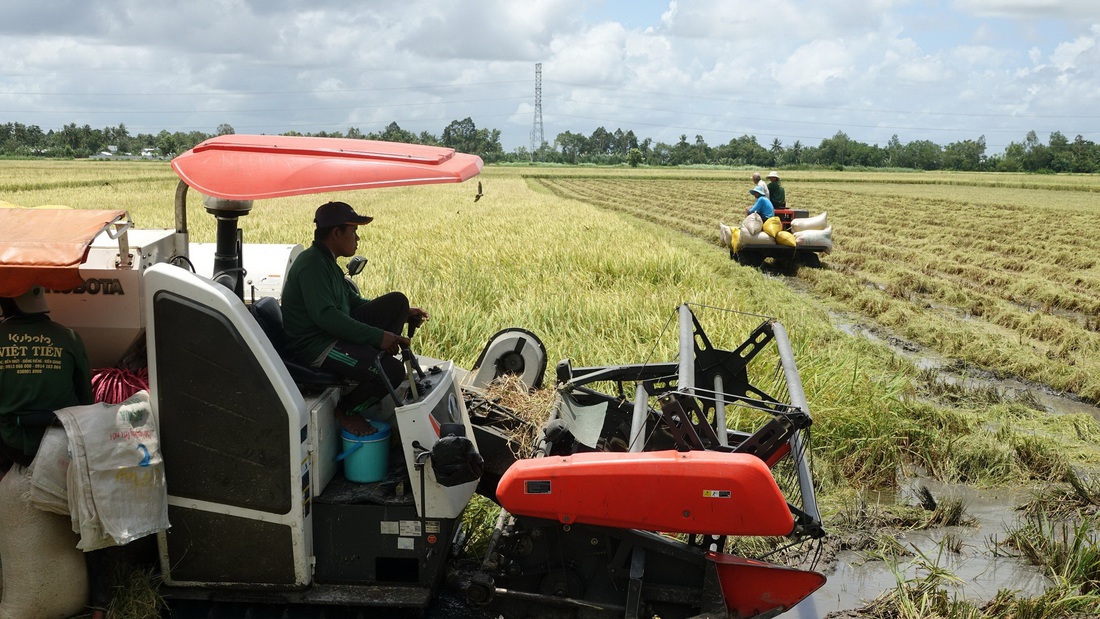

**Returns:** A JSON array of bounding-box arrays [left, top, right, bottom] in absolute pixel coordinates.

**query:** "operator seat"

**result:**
[[250, 296, 347, 390]]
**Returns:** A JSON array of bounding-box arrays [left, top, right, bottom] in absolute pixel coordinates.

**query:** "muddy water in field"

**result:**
[[834, 318, 1100, 422], [784, 305, 1100, 615], [802, 483, 1048, 617]]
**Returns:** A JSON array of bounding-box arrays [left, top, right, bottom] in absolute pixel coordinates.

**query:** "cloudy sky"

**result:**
[[2, 0, 1098, 155]]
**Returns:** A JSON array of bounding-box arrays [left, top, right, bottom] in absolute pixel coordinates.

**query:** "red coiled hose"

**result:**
[[91, 367, 149, 404]]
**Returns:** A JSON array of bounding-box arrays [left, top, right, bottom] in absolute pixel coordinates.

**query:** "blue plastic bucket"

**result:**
[[336, 421, 391, 483]]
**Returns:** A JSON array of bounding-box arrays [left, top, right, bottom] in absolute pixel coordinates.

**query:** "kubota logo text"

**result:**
[[47, 279, 125, 295]]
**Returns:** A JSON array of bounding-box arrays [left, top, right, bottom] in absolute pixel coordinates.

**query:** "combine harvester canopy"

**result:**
[[171, 134, 484, 200]]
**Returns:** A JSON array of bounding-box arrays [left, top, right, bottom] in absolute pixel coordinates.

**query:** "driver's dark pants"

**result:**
[[319, 291, 410, 412]]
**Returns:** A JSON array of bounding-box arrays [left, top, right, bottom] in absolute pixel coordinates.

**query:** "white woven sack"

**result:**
[[55, 390, 169, 550], [790, 211, 828, 233], [742, 213, 763, 236], [740, 230, 777, 246], [27, 426, 70, 515], [794, 228, 834, 252], [0, 465, 88, 619], [793, 227, 832, 243]]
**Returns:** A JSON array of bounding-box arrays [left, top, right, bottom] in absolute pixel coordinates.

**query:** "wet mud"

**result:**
[[835, 317, 1100, 423], [805, 483, 1048, 617], [770, 271, 1100, 615]]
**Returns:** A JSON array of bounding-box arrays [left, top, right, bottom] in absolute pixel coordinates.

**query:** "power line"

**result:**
[[546, 103, 1083, 136], [0, 79, 533, 98], [544, 79, 1100, 121], [0, 95, 530, 116]]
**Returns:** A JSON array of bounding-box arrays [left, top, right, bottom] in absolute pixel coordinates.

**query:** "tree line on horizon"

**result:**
[[0, 118, 1096, 173]]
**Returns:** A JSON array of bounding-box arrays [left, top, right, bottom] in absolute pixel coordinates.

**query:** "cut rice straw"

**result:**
[[480, 374, 559, 458]]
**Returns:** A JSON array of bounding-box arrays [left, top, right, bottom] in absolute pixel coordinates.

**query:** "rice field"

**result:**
[[3, 160, 1099, 616], [530, 169, 1100, 406], [4, 160, 1099, 485]]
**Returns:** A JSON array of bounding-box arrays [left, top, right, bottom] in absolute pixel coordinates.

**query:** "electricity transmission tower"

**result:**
[[530, 63, 543, 161]]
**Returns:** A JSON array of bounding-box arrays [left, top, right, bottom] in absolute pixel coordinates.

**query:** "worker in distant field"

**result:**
[[0, 285, 112, 619], [282, 201, 429, 435], [746, 186, 775, 221], [766, 171, 786, 208], [751, 172, 770, 198]]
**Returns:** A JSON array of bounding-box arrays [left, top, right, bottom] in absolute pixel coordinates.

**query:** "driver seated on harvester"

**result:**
[[281, 201, 429, 436]]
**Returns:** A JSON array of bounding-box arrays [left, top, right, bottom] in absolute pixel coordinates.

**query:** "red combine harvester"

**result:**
[[0, 136, 826, 618]]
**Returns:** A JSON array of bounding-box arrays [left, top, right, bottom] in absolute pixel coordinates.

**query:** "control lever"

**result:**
[[374, 353, 404, 405], [402, 347, 421, 401], [404, 314, 427, 381]]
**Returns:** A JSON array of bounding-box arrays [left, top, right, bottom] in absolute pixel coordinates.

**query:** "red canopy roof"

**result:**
[[171, 135, 484, 200], [0, 209, 128, 297]]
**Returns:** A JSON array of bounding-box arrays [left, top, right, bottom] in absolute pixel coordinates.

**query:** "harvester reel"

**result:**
[[471, 327, 547, 390]]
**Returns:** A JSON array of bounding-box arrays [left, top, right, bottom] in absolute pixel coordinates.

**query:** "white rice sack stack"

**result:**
[[740, 230, 777, 246], [790, 211, 828, 233], [0, 465, 89, 619], [742, 213, 763, 236], [719, 222, 732, 248]]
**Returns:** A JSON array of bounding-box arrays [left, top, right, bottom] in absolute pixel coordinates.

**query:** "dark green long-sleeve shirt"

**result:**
[[282, 242, 383, 365], [767, 181, 786, 208], [0, 314, 93, 458]]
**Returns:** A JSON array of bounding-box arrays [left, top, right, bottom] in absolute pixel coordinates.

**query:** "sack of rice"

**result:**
[[794, 228, 833, 252], [719, 222, 732, 248], [790, 211, 828, 233], [775, 230, 797, 247], [731, 227, 741, 250], [740, 230, 776, 246], [0, 465, 89, 619], [28, 426, 70, 515], [793, 227, 832, 244], [762, 216, 782, 238], [742, 212, 763, 236]]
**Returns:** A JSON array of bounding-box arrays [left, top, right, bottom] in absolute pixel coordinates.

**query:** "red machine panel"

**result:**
[[496, 450, 795, 536], [708, 552, 826, 617]]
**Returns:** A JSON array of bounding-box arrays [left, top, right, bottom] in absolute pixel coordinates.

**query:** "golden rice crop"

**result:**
[[4, 161, 1099, 492]]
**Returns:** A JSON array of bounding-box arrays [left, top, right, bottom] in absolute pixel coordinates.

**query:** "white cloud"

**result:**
[[948, 44, 1011, 69], [776, 39, 858, 90], [0, 0, 1097, 153], [954, 0, 1100, 20], [1049, 33, 1096, 70], [548, 22, 631, 84]]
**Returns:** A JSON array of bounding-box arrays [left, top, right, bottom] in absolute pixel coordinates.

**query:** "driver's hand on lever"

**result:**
[[380, 331, 410, 355], [408, 307, 430, 329]]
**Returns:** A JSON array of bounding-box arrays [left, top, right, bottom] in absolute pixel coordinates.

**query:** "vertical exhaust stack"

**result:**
[[201, 195, 254, 299]]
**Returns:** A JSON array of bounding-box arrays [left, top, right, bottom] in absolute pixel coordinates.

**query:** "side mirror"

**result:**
[[347, 255, 367, 277]]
